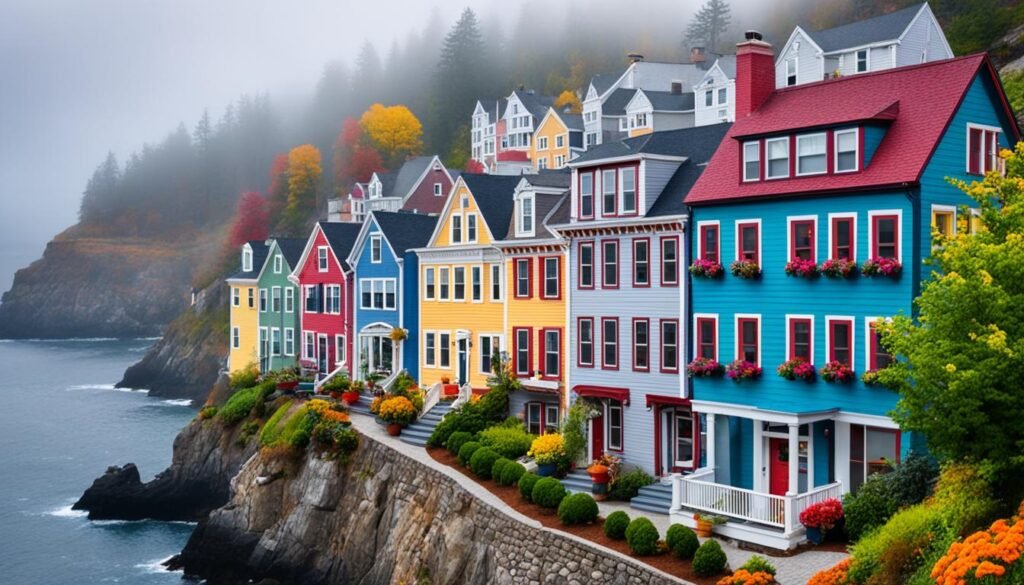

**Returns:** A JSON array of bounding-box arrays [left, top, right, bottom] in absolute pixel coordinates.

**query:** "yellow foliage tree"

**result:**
[[554, 90, 582, 114], [281, 144, 322, 233], [359, 104, 423, 166]]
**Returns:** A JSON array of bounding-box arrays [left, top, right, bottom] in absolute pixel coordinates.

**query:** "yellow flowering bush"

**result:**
[[307, 399, 332, 417], [369, 395, 384, 415], [378, 396, 417, 425], [528, 433, 565, 465]]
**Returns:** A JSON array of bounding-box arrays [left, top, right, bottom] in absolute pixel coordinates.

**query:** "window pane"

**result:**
[[792, 321, 810, 360], [837, 131, 857, 172], [602, 170, 616, 215], [663, 322, 678, 369], [834, 219, 852, 259], [743, 142, 760, 180], [767, 139, 789, 178], [699, 320, 715, 359], [662, 239, 678, 283], [580, 320, 593, 364], [793, 222, 813, 260], [798, 134, 827, 174], [741, 226, 758, 261], [580, 244, 593, 286], [832, 322, 851, 365], [702, 227, 718, 262], [741, 320, 758, 362], [580, 173, 593, 216], [634, 321, 648, 369], [634, 241, 648, 284], [621, 168, 636, 213], [545, 331, 559, 376], [876, 218, 897, 258]]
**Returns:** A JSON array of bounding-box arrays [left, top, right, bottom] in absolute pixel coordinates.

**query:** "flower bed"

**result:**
[[687, 357, 725, 378], [690, 259, 725, 279]]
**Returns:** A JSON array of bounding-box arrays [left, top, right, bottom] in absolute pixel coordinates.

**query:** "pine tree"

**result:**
[[79, 152, 121, 223], [685, 0, 732, 53], [430, 8, 488, 154]]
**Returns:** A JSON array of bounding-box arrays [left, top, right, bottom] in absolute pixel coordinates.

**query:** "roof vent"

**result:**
[[671, 81, 683, 95], [627, 53, 645, 63], [745, 30, 763, 41]]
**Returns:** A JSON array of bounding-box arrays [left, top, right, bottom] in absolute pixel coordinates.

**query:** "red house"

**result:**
[[290, 221, 361, 379]]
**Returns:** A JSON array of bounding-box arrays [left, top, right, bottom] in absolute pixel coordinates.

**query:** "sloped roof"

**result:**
[[391, 156, 439, 199], [274, 238, 307, 269], [372, 211, 439, 257], [805, 3, 924, 53], [229, 241, 269, 280], [643, 90, 695, 112], [349, 183, 367, 200], [513, 91, 556, 120], [526, 169, 572, 189], [571, 123, 730, 165], [561, 112, 585, 131], [504, 190, 567, 240], [589, 72, 618, 96], [627, 61, 711, 91], [546, 192, 571, 226], [318, 221, 362, 265], [460, 174, 522, 237], [376, 170, 398, 198], [603, 88, 637, 116], [647, 124, 732, 217], [687, 55, 1019, 204], [713, 55, 736, 78]]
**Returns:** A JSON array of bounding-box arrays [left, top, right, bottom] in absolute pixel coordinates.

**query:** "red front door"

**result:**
[[769, 438, 789, 496], [591, 414, 604, 458]]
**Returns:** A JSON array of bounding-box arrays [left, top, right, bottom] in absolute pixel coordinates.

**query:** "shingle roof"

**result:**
[[589, 73, 618, 96], [372, 212, 439, 257], [391, 156, 438, 199], [647, 124, 732, 217], [687, 55, 1016, 205], [561, 113, 585, 131], [514, 91, 556, 120], [318, 221, 361, 266], [229, 241, 269, 280], [546, 192, 571, 226], [376, 171, 398, 198], [627, 61, 710, 91], [460, 174, 522, 237], [643, 90, 696, 112], [805, 3, 924, 53], [602, 88, 637, 116], [274, 238, 307, 269], [525, 169, 572, 189], [504, 190, 567, 240], [713, 55, 736, 78], [571, 123, 730, 165]]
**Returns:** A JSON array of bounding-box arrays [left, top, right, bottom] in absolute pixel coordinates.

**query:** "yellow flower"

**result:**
[[945, 363, 957, 373], [528, 433, 565, 465]]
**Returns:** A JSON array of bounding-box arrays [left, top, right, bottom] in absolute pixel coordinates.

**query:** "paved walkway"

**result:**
[[347, 412, 847, 585]]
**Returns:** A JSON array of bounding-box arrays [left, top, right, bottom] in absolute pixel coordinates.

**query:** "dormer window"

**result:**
[[856, 50, 869, 73], [579, 172, 594, 219], [766, 137, 790, 179], [273, 255, 282, 273], [743, 142, 760, 182], [835, 129, 859, 172], [602, 169, 617, 215], [705, 91, 713, 107], [796, 133, 827, 176], [242, 248, 253, 272], [785, 58, 797, 86], [619, 167, 637, 214], [517, 193, 535, 237]]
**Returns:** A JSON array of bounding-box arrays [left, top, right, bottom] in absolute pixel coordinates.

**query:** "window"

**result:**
[[259, 289, 268, 312], [602, 318, 619, 369], [696, 317, 717, 360], [932, 206, 955, 240], [790, 219, 815, 261], [867, 319, 893, 372], [796, 133, 827, 175], [325, 284, 341, 313], [518, 194, 534, 235], [451, 215, 462, 244], [514, 328, 532, 376], [968, 126, 1001, 175], [273, 255, 282, 273], [439, 267, 450, 300], [578, 318, 594, 367], [360, 279, 396, 310], [317, 247, 329, 271], [849, 425, 900, 492], [335, 334, 346, 365], [699, 223, 719, 263], [608, 403, 623, 451], [717, 87, 727, 104], [538, 136, 548, 150], [788, 317, 813, 362], [284, 288, 294, 313], [556, 135, 565, 148], [786, 58, 797, 86], [514, 258, 532, 298], [248, 288, 254, 308], [828, 317, 854, 367], [578, 242, 594, 288], [453, 267, 466, 301], [232, 327, 240, 349], [232, 288, 240, 307], [737, 316, 760, 364], [831, 215, 856, 260], [835, 129, 859, 172], [545, 404, 560, 433], [479, 334, 500, 374], [705, 90, 713, 107], [490, 264, 502, 301], [856, 49, 868, 73], [525, 403, 543, 435], [424, 332, 436, 367], [271, 287, 281, 312], [871, 214, 899, 260], [304, 331, 315, 359], [242, 249, 253, 272], [602, 240, 619, 288], [271, 328, 281, 356], [661, 320, 679, 372], [743, 142, 760, 181], [632, 239, 649, 287], [370, 235, 382, 263], [304, 285, 319, 313], [542, 329, 561, 379], [766, 137, 790, 179], [661, 237, 679, 285], [425, 267, 435, 300], [542, 257, 560, 299], [284, 328, 295, 356], [737, 221, 760, 264], [467, 214, 478, 242], [579, 172, 594, 218], [601, 169, 617, 216], [434, 182, 443, 196], [633, 319, 649, 371], [555, 155, 565, 168], [439, 332, 451, 368], [620, 167, 636, 214]]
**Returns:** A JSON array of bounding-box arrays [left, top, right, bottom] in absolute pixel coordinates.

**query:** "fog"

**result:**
[[0, 0, 807, 294]]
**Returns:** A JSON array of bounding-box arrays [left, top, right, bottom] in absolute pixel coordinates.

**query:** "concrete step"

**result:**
[[561, 471, 594, 494], [629, 482, 673, 515], [629, 498, 672, 515]]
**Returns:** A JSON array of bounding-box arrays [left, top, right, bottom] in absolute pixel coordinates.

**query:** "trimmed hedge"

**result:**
[[609, 469, 654, 500], [665, 524, 699, 560], [603, 511, 630, 540], [692, 539, 728, 577], [457, 441, 482, 467], [532, 477, 567, 509], [625, 517, 660, 556], [491, 457, 511, 484], [469, 447, 501, 479], [500, 461, 527, 487], [446, 431, 474, 455], [557, 493, 599, 525], [478, 425, 534, 459], [518, 472, 541, 502]]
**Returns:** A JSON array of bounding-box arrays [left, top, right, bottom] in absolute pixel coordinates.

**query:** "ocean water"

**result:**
[[0, 339, 196, 584]]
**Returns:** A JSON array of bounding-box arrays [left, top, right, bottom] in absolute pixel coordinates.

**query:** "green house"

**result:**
[[256, 238, 306, 373]]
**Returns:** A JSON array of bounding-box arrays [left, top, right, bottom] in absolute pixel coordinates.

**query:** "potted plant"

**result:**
[[799, 498, 843, 544], [320, 375, 349, 399], [695, 513, 725, 537], [686, 357, 725, 378], [777, 358, 816, 382], [441, 375, 459, 397], [820, 258, 858, 278], [784, 258, 819, 278], [587, 452, 621, 500], [689, 258, 725, 278], [861, 257, 902, 278], [275, 370, 299, 392], [378, 395, 416, 436], [341, 380, 363, 405], [389, 327, 408, 342], [529, 433, 566, 477], [820, 361, 856, 383], [726, 359, 762, 382], [730, 259, 761, 279]]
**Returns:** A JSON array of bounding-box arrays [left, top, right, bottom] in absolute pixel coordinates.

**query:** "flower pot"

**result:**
[[588, 471, 610, 484], [696, 520, 713, 538], [591, 482, 608, 500], [341, 391, 360, 405], [386, 423, 403, 437], [276, 380, 299, 392], [805, 526, 824, 544], [329, 391, 343, 400], [536, 463, 557, 477], [442, 383, 460, 397]]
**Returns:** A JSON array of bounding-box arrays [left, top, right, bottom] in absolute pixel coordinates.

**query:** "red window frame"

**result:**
[[632, 238, 650, 288], [578, 170, 595, 219], [696, 317, 717, 360], [514, 258, 533, 299], [661, 236, 679, 287], [577, 317, 594, 367], [512, 327, 533, 376], [831, 216, 855, 261], [790, 219, 815, 262], [541, 256, 562, 299], [601, 239, 619, 289], [871, 214, 899, 260], [868, 322, 893, 371], [601, 317, 619, 370], [828, 318, 853, 367], [660, 319, 679, 373], [539, 327, 562, 380], [578, 241, 594, 289], [737, 317, 759, 364], [737, 222, 760, 264], [788, 317, 813, 362], [632, 318, 650, 372], [698, 224, 719, 263]]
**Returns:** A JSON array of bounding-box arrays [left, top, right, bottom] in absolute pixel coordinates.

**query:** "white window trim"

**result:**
[[438, 331, 452, 369], [467, 213, 479, 243], [607, 403, 624, 451], [478, 333, 504, 375], [326, 284, 342, 315], [284, 328, 295, 356], [271, 286, 282, 312], [303, 331, 315, 360], [317, 246, 329, 272], [742, 141, 760, 182], [452, 266, 466, 302], [863, 316, 892, 372], [471, 265, 483, 303], [692, 313, 719, 362], [965, 123, 1003, 174], [370, 234, 383, 264], [618, 167, 637, 215], [434, 182, 443, 196], [242, 249, 253, 272], [360, 278, 397, 310], [931, 204, 957, 239], [825, 315, 856, 370], [273, 255, 282, 273], [270, 327, 281, 356], [867, 209, 903, 262], [855, 49, 869, 73], [335, 334, 347, 366], [259, 288, 268, 312], [734, 313, 762, 366], [786, 56, 798, 86], [439, 267, 450, 302], [538, 136, 549, 151], [232, 327, 240, 349], [542, 257, 560, 299], [827, 212, 858, 262], [834, 128, 860, 173], [786, 215, 819, 263], [765, 137, 790, 179], [784, 314, 815, 364], [517, 193, 536, 238], [795, 133, 828, 177], [284, 287, 294, 313], [734, 218, 763, 264], [490, 263, 503, 301], [231, 288, 240, 307], [450, 214, 463, 245], [424, 267, 436, 301], [544, 329, 561, 378], [424, 330, 437, 368], [258, 327, 268, 359]]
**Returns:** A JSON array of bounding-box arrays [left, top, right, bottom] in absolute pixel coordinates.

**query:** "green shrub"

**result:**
[[930, 462, 998, 537], [331, 427, 359, 455], [739, 555, 776, 576], [557, 493, 598, 525], [259, 402, 293, 446], [665, 524, 699, 560], [692, 539, 728, 576], [625, 517, 660, 556], [470, 447, 501, 479], [491, 457, 511, 484], [848, 504, 941, 585], [500, 461, 526, 487], [479, 425, 534, 459], [457, 441, 482, 467], [277, 405, 314, 449], [889, 452, 938, 508], [531, 477, 567, 509], [229, 365, 260, 390], [446, 431, 474, 455], [198, 405, 218, 420], [603, 511, 630, 540], [844, 474, 898, 541], [218, 386, 263, 424], [427, 386, 510, 447], [518, 472, 540, 501], [609, 469, 654, 500]]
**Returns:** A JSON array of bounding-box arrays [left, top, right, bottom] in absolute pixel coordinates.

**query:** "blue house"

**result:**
[[347, 211, 438, 382], [674, 33, 1020, 549]]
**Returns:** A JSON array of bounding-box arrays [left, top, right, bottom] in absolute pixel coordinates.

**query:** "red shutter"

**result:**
[[969, 128, 982, 174]]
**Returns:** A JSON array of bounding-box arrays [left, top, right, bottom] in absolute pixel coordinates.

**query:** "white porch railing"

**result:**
[[377, 369, 401, 392], [422, 382, 442, 415], [788, 482, 845, 533], [313, 365, 347, 392], [450, 383, 473, 409]]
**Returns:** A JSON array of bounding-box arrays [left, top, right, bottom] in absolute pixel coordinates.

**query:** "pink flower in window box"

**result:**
[[686, 357, 725, 378], [861, 257, 902, 277], [689, 258, 725, 278], [820, 258, 858, 278], [820, 360, 856, 383], [726, 359, 762, 382], [785, 258, 820, 278], [730, 259, 761, 279], [777, 358, 816, 381]]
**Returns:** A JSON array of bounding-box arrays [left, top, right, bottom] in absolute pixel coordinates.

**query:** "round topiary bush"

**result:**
[[457, 441, 482, 467], [625, 517, 660, 556], [531, 477, 567, 509], [470, 447, 501, 479], [557, 492, 599, 525], [501, 461, 526, 487], [491, 457, 511, 484], [446, 431, 474, 455], [692, 539, 728, 577], [604, 511, 631, 540], [518, 472, 540, 502], [665, 524, 699, 560]]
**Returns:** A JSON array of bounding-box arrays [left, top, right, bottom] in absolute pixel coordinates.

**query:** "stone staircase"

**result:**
[[629, 481, 674, 515], [399, 401, 454, 447], [560, 470, 594, 494], [346, 399, 373, 417]]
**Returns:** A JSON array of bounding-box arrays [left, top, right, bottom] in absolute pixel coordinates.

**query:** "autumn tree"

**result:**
[[280, 144, 322, 234], [464, 159, 485, 174], [685, 0, 732, 53], [360, 104, 423, 167], [554, 90, 583, 114], [266, 153, 289, 222], [332, 118, 384, 192], [228, 191, 269, 247]]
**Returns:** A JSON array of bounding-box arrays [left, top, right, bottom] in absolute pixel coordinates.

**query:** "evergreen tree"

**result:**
[[685, 0, 732, 53], [429, 8, 488, 154], [79, 152, 121, 223], [351, 41, 383, 113]]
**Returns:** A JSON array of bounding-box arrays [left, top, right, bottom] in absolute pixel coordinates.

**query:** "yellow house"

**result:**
[[496, 175, 572, 434], [226, 241, 269, 375], [416, 174, 521, 389], [531, 107, 584, 172]]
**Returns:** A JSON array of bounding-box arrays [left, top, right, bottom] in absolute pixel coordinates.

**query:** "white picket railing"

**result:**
[[422, 382, 442, 415], [313, 365, 347, 391], [450, 383, 473, 409], [787, 482, 845, 533]]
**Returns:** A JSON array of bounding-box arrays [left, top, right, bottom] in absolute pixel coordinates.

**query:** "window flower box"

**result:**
[[730, 260, 762, 279], [686, 357, 725, 378], [777, 358, 816, 381], [820, 361, 856, 383], [820, 258, 858, 278], [726, 359, 762, 382], [784, 258, 819, 278], [689, 259, 725, 279], [861, 257, 902, 278]]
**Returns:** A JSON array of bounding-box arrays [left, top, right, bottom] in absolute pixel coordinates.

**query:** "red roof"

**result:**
[[497, 150, 530, 162], [573, 385, 630, 405], [687, 55, 1016, 204]]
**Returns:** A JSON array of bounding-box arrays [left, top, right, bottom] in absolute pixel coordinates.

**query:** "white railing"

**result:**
[[787, 482, 845, 533], [422, 382, 442, 415], [378, 369, 401, 392], [314, 365, 347, 391], [450, 383, 473, 409]]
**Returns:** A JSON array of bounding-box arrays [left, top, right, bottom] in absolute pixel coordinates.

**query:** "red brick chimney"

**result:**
[[735, 31, 774, 119]]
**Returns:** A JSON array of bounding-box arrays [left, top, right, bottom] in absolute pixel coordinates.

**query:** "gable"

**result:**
[[429, 180, 494, 247], [625, 91, 653, 114]]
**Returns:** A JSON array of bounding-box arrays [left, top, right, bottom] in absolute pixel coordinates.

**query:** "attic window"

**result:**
[[835, 129, 859, 173], [796, 133, 827, 176], [518, 193, 535, 236], [786, 58, 797, 87], [766, 137, 790, 179], [856, 50, 868, 73], [434, 183, 443, 196], [242, 248, 253, 272]]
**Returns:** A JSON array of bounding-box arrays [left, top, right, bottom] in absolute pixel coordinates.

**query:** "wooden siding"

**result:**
[[352, 220, 402, 379], [643, 160, 681, 215], [896, 9, 952, 67], [505, 250, 568, 401], [775, 29, 823, 88], [531, 111, 572, 171], [295, 229, 353, 378], [229, 283, 259, 374], [257, 241, 300, 372]]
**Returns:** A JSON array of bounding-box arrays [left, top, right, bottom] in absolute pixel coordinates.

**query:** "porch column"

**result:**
[[752, 419, 764, 492], [834, 420, 851, 493], [787, 423, 799, 496], [706, 414, 717, 470]]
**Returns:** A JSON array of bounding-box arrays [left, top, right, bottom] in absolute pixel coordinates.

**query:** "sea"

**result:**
[[0, 338, 196, 584]]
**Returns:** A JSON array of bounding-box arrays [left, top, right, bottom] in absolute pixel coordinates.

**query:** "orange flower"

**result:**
[[974, 561, 1005, 579], [931, 518, 1024, 585], [808, 559, 850, 585], [716, 569, 776, 585]]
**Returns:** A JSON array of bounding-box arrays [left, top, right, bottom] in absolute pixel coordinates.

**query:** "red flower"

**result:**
[[800, 498, 843, 530]]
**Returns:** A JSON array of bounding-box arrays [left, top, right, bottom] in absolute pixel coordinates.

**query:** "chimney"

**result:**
[[627, 53, 645, 63], [735, 30, 774, 119], [690, 46, 706, 64]]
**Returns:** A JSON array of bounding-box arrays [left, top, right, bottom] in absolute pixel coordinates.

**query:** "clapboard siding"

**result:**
[[897, 9, 952, 67], [258, 241, 301, 372], [776, 29, 823, 87], [643, 160, 681, 213]]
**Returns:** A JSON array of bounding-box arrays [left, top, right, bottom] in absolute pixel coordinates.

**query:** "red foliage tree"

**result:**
[[229, 191, 269, 248], [464, 159, 485, 174], [266, 153, 289, 221], [333, 117, 384, 191]]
